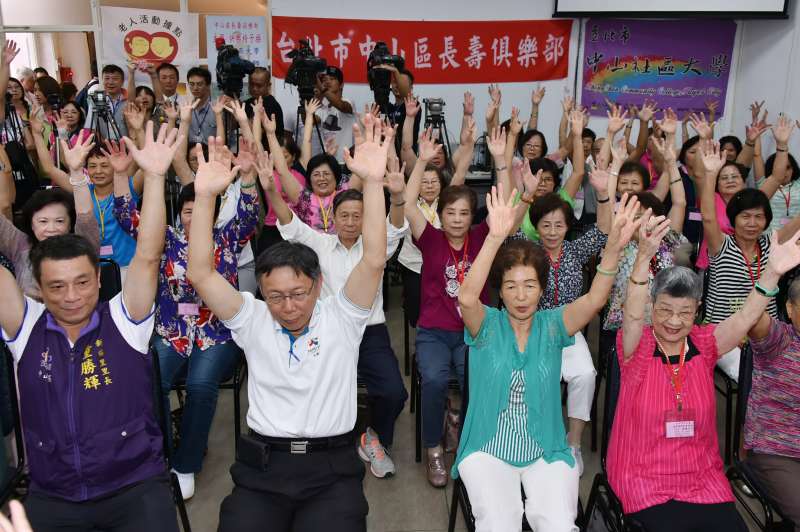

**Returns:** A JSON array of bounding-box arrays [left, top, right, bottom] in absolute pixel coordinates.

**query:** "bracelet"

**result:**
[[240, 181, 257, 189], [776, 147, 789, 153], [391, 200, 406, 207], [597, 196, 610, 204], [754, 281, 780, 298], [69, 174, 89, 187], [625, 124, 633, 129], [670, 178, 683, 185], [596, 264, 619, 276], [629, 277, 648, 286], [495, 166, 508, 172], [610, 171, 619, 177], [745, 140, 756, 147]]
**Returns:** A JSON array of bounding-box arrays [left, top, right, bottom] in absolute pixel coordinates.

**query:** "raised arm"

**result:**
[[0, 145, 14, 219], [186, 137, 245, 321], [300, 98, 321, 169], [212, 96, 227, 146], [715, 228, 800, 354], [527, 86, 545, 131], [172, 99, 198, 186], [557, 96, 574, 156], [628, 100, 656, 162], [341, 117, 393, 309], [485, 84, 501, 136], [737, 103, 769, 170], [588, 167, 612, 234], [251, 97, 265, 154], [126, 63, 137, 108], [757, 115, 794, 199], [263, 112, 302, 203], [400, 95, 420, 173], [653, 134, 686, 233], [122, 102, 146, 150], [451, 116, 476, 187], [562, 109, 586, 199], [120, 121, 180, 321], [29, 111, 70, 189], [487, 127, 512, 201], [385, 157, 408, 230], [257, 151, 292, 225], [0, 41, 20, 122], [404, 128, 442, 239], [503, 106, 522, 172], [697, 140, 727, 257], [564, 194, 642, 336], [224, 99, 255, 145]]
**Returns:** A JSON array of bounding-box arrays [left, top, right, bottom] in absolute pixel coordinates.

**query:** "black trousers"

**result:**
[[400, 265, 421, 327], [218, 444, 368, 532], [627, 500, 747, 532], [25, 475, 178, 532]]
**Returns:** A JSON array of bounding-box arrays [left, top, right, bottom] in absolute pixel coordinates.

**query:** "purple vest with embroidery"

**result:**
[[16, 301, 165, 501]]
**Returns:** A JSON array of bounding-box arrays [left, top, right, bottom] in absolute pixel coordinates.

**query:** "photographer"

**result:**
[[244, 67, 284, 136], [83, 64, 129, 140], [384, 66, 419, 152]]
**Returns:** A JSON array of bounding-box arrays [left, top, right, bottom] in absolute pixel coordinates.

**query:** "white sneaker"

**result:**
[[172, 469, 195, 500], [571, 446, 584, 477]]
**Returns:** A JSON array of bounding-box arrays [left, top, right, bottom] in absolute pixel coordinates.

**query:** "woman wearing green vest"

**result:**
[[455, 186, 643, 531]]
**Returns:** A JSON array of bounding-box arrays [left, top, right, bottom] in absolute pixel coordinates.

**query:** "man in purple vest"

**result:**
[[0, 121, 183, 532]]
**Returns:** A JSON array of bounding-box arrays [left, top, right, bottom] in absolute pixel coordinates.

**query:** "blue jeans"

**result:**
[[416, 327, 466, 448], [154, 337, 240, 474]]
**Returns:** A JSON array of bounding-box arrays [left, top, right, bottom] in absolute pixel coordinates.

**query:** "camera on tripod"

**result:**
[[88, 90, 121, 141], [215, 37, 255, 98], [367, 42, 405, 116], [423, 98, 446, 126], [286, 39, 327, 103]]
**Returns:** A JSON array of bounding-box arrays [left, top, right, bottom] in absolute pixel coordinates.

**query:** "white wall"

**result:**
[[270, 0, 800, 158]]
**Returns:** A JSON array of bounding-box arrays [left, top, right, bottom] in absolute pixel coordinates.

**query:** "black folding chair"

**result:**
[[726, 343, 796, 531], [0, 345, 27, 508], [410, 352, 461, 463]]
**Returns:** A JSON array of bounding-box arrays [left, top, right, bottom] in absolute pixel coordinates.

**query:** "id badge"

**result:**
[[178, 303, 200, 316], [100, 244, 114, 256], [780, 217, 791, 227], [664, 408, 695, 438]]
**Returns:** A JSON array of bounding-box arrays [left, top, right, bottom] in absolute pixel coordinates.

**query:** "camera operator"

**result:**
[[83, 64, 128, 140], [381, 65, 419, 152], [244, 67, 284, 136], [186, 67, 218, 144]]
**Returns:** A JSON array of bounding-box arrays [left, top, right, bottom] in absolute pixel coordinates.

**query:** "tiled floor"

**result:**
[[178, 286, 761, 531]]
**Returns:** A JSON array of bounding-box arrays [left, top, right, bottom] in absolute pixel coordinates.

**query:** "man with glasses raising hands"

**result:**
[[187, 120, 394, 532]]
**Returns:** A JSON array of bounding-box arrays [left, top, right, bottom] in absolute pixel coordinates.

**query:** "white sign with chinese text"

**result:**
[[206, 15, 269, 92]]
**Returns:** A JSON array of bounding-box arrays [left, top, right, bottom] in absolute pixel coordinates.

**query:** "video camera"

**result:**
[[423, 98, 446, 126], [286, 39, 327, 103], [367, 41, 405, 115], [46, 93, 62, 113], [215, 37, 255, 98]]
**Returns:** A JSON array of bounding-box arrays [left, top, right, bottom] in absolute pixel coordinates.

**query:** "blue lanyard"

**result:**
[[192, 103, 211, 139], [281, 326, 309, 367]]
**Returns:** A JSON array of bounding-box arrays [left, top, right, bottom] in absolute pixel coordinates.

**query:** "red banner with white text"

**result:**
[[271, 16, 572, 84]]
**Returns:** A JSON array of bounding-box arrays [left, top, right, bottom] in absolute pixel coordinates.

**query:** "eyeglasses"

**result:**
[[653, 307, 696, 323], [311, 171, 334, 179], [265, 282, 315, 306], [718, 173, 742, 182], [539, 176, 555, 184]]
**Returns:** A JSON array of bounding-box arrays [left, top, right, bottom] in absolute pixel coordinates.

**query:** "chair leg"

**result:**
[[415, 367, 422, 463], [448, 478, 460, 532], [404, 316, 411, 377], [233, 373, 242, 453], [170, 472, 192, 532], [724, 379, 734, 465], [410, 356, 417, 414]]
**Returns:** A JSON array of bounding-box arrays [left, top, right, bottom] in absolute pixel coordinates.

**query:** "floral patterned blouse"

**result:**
[[603, 230, 687, 331], [113, 190, 258, 356], [291, 174, 351, 234]]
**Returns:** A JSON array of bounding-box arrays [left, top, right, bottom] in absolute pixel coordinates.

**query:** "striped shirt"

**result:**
[[480, 370, 543, 464], [746, 318, 800, 458], [758, 178, 800, 234], [607, 325, 734, 514], [705, 234, 777, 324]]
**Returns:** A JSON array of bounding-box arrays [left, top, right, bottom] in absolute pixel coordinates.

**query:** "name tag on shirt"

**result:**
[[664, 408, 695, 438], [688, 211, 703, 222], [178, 303, 200, 316], [780, 217, 791, 227], [100, 245, 114, 256]]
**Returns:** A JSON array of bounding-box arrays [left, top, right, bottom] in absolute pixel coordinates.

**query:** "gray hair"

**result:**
[[787, 277, 800, 304], [651, 266, 703, 302], [16, 67, 34, 80]]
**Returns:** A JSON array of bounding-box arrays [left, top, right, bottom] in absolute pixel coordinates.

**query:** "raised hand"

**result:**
[[180, 99, 199, 123], [100, 139, 133, 174], [2, 40, 20, 66], [121, 121, 181, 177], [651, 136, 677, 165], [261, 112, 277, 135], [589, 168, 611, 197], [485, 184, 517, 240], [750, 100, 765, 125], [123, 102, 145, 131], [608, 193, 643, 251], [460, 116, 477, 146], [689, 112, 714, 139], [487, 127, 507, 159], [606, 104, 628, 135], [0, 500, 34, 532], [638, 100, 657, 123], [405, 94, 420, 118], [211, 96, 227, 116], [233, 138, 256, 174], [254, 151, 276, 192], [224, 99, 248, 123], [324, 135, 339, 156], [509, 106, 522, 135], [610, 137, 628, 166], [304, 97, 321, 118], [570, 108, 585, 136], [746, 110, 771, 142], [699, 140, 725, 177], [488, 84, 502, 107], [28, 105, 44, 135], [767, 228, 800, 275], [417, 127, 443, 163], [561, 94, 575, 115], [251, 97, 264, 122], [637, 214, 671, 259], [193, 136, 240, 196], [521, 164, 542, 197], [343, 117, 395, 182], [772, 114, 795, 146], [463, 91, 474, 116], [384, 157, 407, 196], [162, 100, 178, 122], [706, 99, 719, 116], [657, 108, 678, 136], [61, 132, 95, 173], [54, 111, 69, 131], [532, 85, 546, 105]]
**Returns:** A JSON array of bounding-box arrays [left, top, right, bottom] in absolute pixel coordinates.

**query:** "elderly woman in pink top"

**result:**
[[609, 217, 800, 532]]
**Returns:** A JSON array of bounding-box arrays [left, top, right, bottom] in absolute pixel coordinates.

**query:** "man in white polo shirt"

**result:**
[[187, 121, 393, 532], [266, 160, 409, 478]]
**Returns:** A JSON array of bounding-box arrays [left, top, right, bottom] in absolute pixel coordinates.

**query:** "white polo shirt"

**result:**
[[277, 213, 408, 326], [222, 290, 370, 438]]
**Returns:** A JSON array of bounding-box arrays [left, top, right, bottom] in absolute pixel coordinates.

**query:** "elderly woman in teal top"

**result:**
[[455, 185, 643, 532]]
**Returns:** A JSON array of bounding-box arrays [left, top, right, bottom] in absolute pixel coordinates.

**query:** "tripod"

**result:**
[[293, 100, 325, 154], [424, 111, 453, 172], [89, 102, 122, 142]]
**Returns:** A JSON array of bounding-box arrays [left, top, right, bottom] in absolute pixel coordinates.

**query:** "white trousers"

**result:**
[[458, 451, 579, 532], [716, 346, 740, 382], [561, 331, 597, 422]]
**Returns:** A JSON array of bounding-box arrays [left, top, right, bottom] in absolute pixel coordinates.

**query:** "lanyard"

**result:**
[[654, 334, 688, 411], [736, 241, 761, 287], [779, 185, 792, 217], [91, 189, 108, 240], [547, 246, 564, 306], [448, 233, 470, 284], [192, 103, 211, 139], [418, 199, 438, 223], [314, 194, 334, 232]]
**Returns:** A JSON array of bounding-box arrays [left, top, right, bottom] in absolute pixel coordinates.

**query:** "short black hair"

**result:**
[[489, 239, 549, 292], [718, 135, 743, 157], [727, 188, 773, 229], [187, 142, 209, 162], [34, 76, 61, 99], [187, 67, 212, 86], [60, 81, 78, 102], [156, 63, 179, 77], [438, 184, 477, 217], [101, 64, 124, 78], [332, 189, 363, 214], [582, 128, 596, 142], [177, 182, 221, 221], [21, 188, 77, 245], [33, 67, 49, 76], [678, 135, 700, 166], [324, 66, 343, 84], [306, 154, 342, 189], [530, 157, 562, 189], [529, 192, 575, 230], [765, 152, 800, 182], [30, 234, 98, 284], [517, 129, 549, 158], [633, 192, 667, 217], [619, 161, 651, 190], [255, 241, 321, 281]]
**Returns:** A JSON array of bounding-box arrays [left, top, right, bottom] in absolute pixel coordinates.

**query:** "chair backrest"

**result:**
[[600, 339, 622, 470], [732, 343, 754, 464], [99, 258, 122, 302]]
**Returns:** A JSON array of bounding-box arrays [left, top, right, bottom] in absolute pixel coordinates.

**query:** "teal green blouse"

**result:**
[[452, 305, 576, 477]]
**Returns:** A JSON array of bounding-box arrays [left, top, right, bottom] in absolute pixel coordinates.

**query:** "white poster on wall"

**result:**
[[100, 6, 199, 86], [206, 15, 268, 93]]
